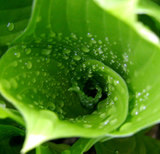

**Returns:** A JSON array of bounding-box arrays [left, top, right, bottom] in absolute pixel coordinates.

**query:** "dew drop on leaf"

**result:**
[[36, 71, 40, 76], [16, 95, 22, 100], [46, 58, 50, 63], [139, 104, 146, 111], [90, 38, 96, 44], [10, 78, 18, 89], [47, 45, 52, 48], [25, 61, 32, 69], [87, 33, 92, 38], [73, 55, 81, 61], [12, 61, 18, 67], [110, 118, 118, 125], [81, 46, 90, 53], [25, 48, 31, 55], [14, 52, 21, 58], [0, 100, 6, 108], [119, 122, 132, 131], [32, 78, 36, 83], [70, 33, 77, 39], [41, 49, 52, 55], [63, 49, 71, 54], [100, 113, 106, 119], [63, 56, 69, 60], [1, 79, 11, 89], [131, 108, 139, 116], [102, 119, 109, 126], [98, 40, 103, 44], [59, 101, 64, 107], [83, 124, 92, 128], [7, 22, 15, 31], [114, 150, 119, 154], [113, 80, 119, 85]]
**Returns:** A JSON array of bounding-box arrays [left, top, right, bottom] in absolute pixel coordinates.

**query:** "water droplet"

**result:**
[[25, 61, 32, 69], [81, 46, 90, 53], [105, 37, 109, 41], [100, 113, 106, 118], [36, 71, 40, 76], [1, 79, 11, 89], [90, 38, 96, 44], [17, 95, 22, 100], [107, 107, 116, 115], [98, 40, 103, 44], [63, 56, 69, 60], [14, 52, 21, 58], [25, 48, 31, 55], [131, 108, 139, 116], [114, 80, 119, 85], [21, 45, 27, 49], [73, 55, 81, 61], [71, 33, 77, 39], [83, 124, 92, 128], [48, 45, 52, 48], [12, 61, 18, 67], [119, 122, 132, 131], [59, 101, 64, 107], [57, 63, 62, 67], [123, 53, 129, 62], [46, 58, 50, 63], [41, 49, 52, 55], [63, 49, 71, 54], [10, 78, 18, 89], [48, 102, 55, 110], [113, 41, 117, 45], [114, 97, 118, 101], [32, 78, 36, 83], [136, 92, 141, 98], [139, 104, 146, 111], [50, 32, 56, 37], [114, 150, 119, 154], [7, 22, 14, 31], [87, 33, 92, 38], [110, 118, 118, 125], [22, 73, 26, 78], [0, 100, 6, 108]]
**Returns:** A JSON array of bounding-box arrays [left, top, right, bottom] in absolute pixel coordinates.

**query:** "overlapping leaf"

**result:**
[[0, 122, 24, 154], [95, 134, 160, 154]]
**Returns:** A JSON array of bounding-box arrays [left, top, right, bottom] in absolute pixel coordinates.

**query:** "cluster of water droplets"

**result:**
[[1, 31, 131, 129], [66, 58, 128, 129], [130, 86, 151, 117]]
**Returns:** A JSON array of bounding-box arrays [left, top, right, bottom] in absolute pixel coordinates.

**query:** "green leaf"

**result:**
[[36, 142, 70, 154], [36, 144, 52, 154], [62, 137, 110, 154], [95, 134, 160, 154], [0, 0, 160, 153], [136, 0, 160, 23], [0, 124, 24, 154], [0, 0, 33, 46], [136, 0, 160, 37], [0, 44, 128, 153], [0, 106, 24, 126], [0, 98, 24, 125]]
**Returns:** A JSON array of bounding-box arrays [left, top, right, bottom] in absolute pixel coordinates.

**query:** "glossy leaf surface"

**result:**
[[0, 123, 24, 154], [95, 135, 160, 154], [0, 0, 160, 153]]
